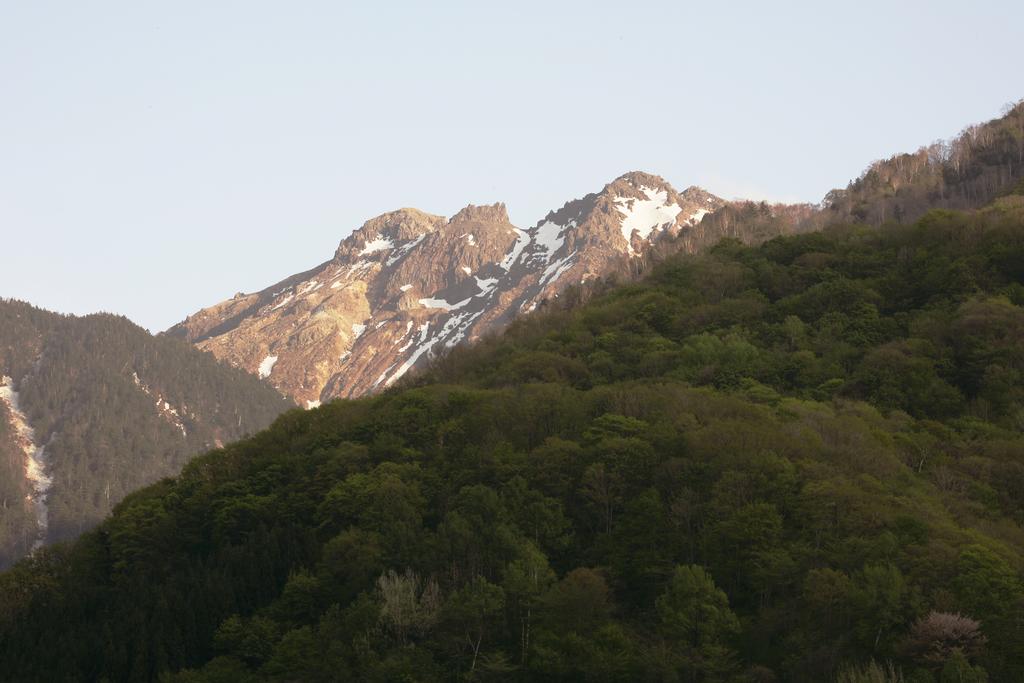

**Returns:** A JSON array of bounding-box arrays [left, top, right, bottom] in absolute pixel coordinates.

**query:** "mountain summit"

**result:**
[[167, 173, 725, 404]]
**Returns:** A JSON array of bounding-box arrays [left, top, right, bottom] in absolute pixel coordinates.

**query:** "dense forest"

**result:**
[[1, 188, 1022, 682], [0, 303, 293, 566]]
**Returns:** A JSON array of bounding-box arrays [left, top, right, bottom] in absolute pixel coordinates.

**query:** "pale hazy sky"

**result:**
[[2, 1, 1021, 331]]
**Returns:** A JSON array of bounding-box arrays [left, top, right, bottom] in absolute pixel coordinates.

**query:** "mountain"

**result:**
[[167, 173, 725, 405], [6, 102, 1013, 570], [0, 300, 293, 567], [3, 194, 1023, 682], [167, 101, 1024, 409]]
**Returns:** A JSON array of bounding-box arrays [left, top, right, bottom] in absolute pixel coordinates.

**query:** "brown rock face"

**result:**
[[167, 173, 725, 404]]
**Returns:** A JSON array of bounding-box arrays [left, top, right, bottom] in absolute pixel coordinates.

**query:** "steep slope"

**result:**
[[0, 382, 37, 563], [813, 99, 1024, 227], [0, 300, 293, 566], [681, 101, 1024, 265], [2, 199, 1023, 682], [0, 376, 50, 558], [168, 172, 724, 404]]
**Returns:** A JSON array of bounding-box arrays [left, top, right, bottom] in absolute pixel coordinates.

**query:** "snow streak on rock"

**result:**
[[500, 228, 530, 270], [387, 234, 426, 266], [0, 376, 52, 550], [131, 372, 189, 437]]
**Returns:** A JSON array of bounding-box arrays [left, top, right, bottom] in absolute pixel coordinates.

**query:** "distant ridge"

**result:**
[[0, 300, 292, 567]]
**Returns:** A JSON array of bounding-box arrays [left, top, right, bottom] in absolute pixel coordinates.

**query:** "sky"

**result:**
[[1, 1, 1022, 332]]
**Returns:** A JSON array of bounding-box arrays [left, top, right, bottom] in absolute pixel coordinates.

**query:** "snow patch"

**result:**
[[258, 355, 278, 379], [297, 280, 321, 295], [270, 294, 294, 311], [465, 233, 476, 246], [397, 320, 416, 352], [688, 208, 710, 224], [461, 266, 472, 275], [351, 323, 366, 338], [440, 309, 484, 348], [373, 363, 398, 388], [540, 252, 576, 287], [387, 343, 432, 385], [400, 284, 413, 292], [359, 236, 393, 255], [533, 220, 566, 256], [475, 276, 499, 296], [500, 228, 531, 270], [419, 297, 471, 311], [306, 400, 321, 409], [613, 186, 682, 256]]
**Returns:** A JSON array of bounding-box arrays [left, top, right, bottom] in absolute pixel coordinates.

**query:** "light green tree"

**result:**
[[656, 565, 740, 682]]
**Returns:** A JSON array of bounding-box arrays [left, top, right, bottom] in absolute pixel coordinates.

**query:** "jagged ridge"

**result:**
[[168, 172, 725, 404]]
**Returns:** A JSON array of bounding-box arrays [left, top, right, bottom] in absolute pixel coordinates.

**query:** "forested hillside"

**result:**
[[680, 101, 1024, 271], [815, 100, 1024, 227], [1, 191, 1022, 682], [0, 302, 293, 566]]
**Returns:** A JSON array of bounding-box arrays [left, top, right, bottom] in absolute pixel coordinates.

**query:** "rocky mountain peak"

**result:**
[[334, 208, 445, 261], [449, 202, 510, 226], [605, 170, 674, 195], [170, 172, 729, 404], [532, 171, 725, 258], [680, 185, 721, 202]]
